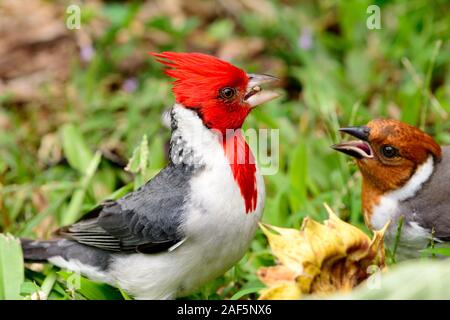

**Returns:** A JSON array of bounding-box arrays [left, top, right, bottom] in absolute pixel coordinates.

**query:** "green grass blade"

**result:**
[[421, 247, 450, 257], [230, 287, 264, 300], [390, 215, 404, 264], [62, 151, 102, 225], [60, 124, 95, 175], [0, 234, 24, 300], [40, 269, 58, 299], [58, 271, 124, 300]]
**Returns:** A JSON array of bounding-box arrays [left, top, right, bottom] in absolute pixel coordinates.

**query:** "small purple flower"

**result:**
[[298, 27, 313, 51], [122, 78, 138, 93], [80, 45, 95, 62]]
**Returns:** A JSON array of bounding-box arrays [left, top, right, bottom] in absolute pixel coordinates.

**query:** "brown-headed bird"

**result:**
[[332, 119, 448, 259]]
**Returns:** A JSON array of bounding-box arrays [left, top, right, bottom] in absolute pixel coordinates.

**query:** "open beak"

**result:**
[[244, 73, 280, 107], [331, 126, 373, 159]]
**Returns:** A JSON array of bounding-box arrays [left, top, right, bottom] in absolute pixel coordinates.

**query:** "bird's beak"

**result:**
[[244, 74, 280, 107], [339, 126, 371, 141], [331, 126, 373, 159]]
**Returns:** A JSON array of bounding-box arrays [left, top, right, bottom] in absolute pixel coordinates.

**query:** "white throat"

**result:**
[[371, 155, 434, 230], [168, 103, 214, 168]]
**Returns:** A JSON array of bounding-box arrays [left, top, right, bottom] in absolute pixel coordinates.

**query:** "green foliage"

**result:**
[[0, 234, 24, 300], [62, 151, 102, 226], [333, 260, 450, 299], [125, 134, 150, 189], [58, 271, 124, 300], [421, 246, 450, 257], [61, 124, 95, 175]]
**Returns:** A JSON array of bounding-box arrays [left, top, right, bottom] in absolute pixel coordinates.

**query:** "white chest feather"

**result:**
[[370, 156, 434, 256], [108, 105, 264, 299]]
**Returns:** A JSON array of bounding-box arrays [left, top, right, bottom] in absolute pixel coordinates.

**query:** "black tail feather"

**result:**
[[20, 238, 112, 270], [20, 238, 61, 262]]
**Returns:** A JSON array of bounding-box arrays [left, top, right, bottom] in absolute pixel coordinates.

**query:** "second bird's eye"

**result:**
[[381, 145, 398, 158], [219, 87, 237, 100]]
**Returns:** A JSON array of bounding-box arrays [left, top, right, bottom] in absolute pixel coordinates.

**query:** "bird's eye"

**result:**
[[381, 145, 398, 158], [219, 87, 236, 100]]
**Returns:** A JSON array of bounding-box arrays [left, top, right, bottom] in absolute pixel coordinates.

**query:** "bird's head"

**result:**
[[332, 119, 442, 193], [151, 52, 279, 133]]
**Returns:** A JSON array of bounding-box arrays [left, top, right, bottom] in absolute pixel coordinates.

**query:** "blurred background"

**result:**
[[0, 0, 449, 299]]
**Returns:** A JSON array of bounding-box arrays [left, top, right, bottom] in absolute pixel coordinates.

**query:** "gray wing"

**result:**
[[58, 165, 196, 254], [401, 147, 450, 240]]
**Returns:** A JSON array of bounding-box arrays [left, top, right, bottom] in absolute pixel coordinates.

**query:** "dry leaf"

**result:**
[[258, 204, 388, 300]]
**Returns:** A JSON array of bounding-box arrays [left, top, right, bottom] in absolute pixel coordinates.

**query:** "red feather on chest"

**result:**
[[222, 132, 257, 213]]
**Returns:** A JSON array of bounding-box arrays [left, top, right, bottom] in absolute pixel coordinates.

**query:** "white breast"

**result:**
[[370, 156, 434, 257], [108, 104, 264, 299]]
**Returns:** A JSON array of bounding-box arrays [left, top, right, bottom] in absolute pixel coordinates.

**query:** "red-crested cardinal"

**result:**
[[332, 119, 446, 259], [21, 52, 279, 299]]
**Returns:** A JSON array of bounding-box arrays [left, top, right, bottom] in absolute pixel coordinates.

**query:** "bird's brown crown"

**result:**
[[366, 119, 441, 167]]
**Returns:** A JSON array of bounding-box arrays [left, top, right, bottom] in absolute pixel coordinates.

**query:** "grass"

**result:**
[[0, 0, 449, 299]]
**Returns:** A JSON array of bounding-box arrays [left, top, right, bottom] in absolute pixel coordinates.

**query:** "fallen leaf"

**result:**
[[258, 204, 388, 299]]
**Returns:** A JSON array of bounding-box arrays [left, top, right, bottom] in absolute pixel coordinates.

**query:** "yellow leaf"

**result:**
[[259, 282, 302, 300], [258, 204, 387, 299]]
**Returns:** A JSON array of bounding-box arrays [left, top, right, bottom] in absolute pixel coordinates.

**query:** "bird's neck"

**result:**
[[169, 104, 257, 213], [361, 181, 383, 228]]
